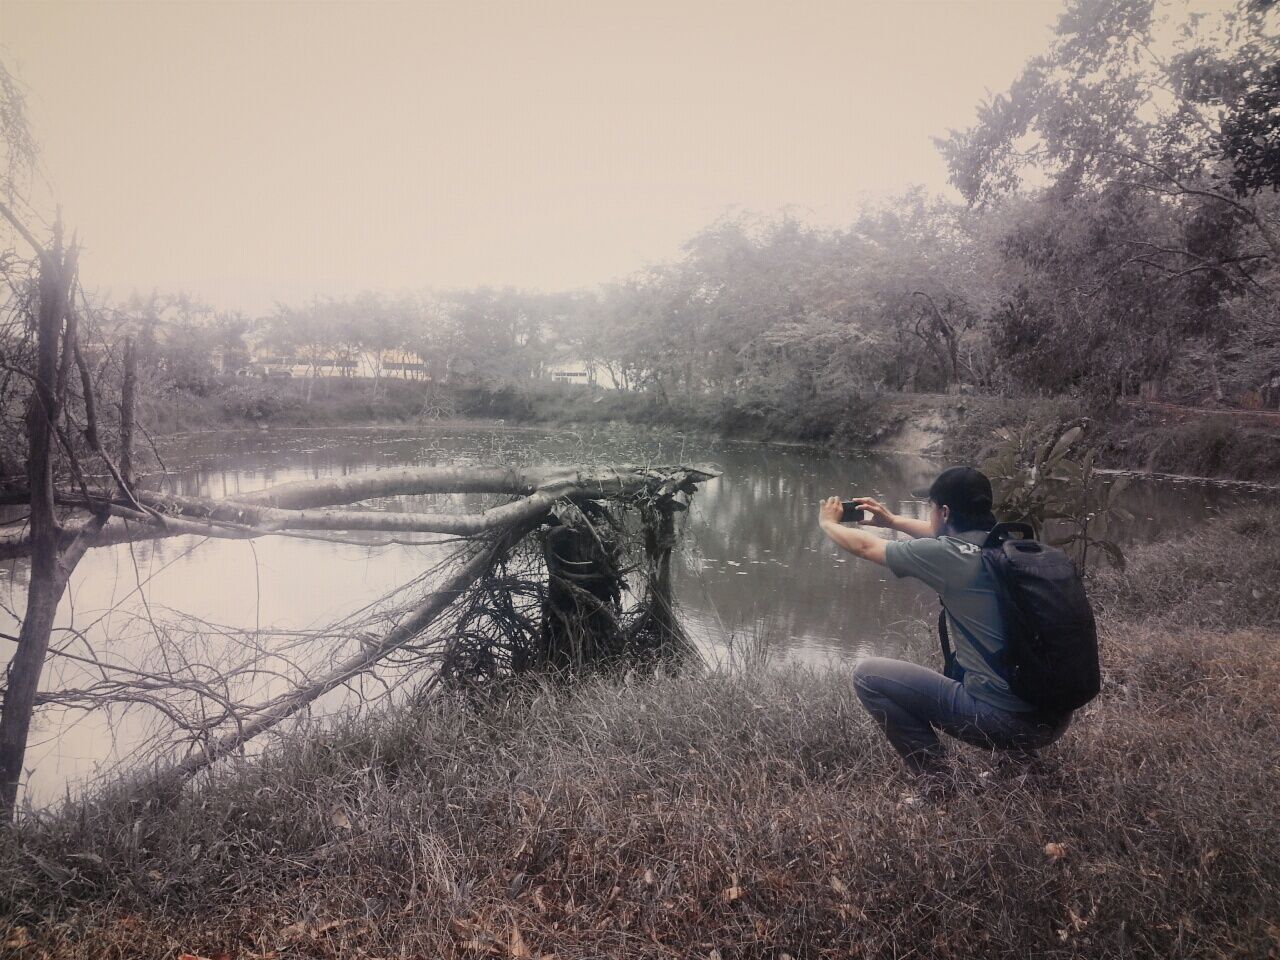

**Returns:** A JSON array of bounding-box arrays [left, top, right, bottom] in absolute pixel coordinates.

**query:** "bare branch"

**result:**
[[156, 516, 540, 790], [0, 197, 46, 261]]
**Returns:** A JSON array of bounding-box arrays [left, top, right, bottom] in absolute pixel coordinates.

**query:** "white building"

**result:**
[[244, 348, 429, 381], [545, 357, 622, 390]]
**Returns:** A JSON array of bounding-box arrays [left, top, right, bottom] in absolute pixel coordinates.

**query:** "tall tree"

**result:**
[[938, 0, 1279, 401], [938, 0, 1279, 256]]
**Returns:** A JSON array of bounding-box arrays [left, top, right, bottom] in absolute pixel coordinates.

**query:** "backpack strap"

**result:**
[[937, 606, 963, 683], [982, 522, 1035, 550], [938, 524, 1029, 687]]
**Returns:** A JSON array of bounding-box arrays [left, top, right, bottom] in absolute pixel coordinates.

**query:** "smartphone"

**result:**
[[839, 501, 867, 524]]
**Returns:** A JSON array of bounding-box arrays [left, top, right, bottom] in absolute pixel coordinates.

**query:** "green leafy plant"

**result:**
[[980, 423, 1133, 570]]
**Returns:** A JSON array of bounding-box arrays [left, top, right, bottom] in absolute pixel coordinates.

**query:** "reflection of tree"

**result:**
[[676, 446, 938, 649]]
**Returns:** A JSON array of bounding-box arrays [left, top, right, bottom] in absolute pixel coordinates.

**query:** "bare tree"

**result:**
[[0, 201, 146, 817]]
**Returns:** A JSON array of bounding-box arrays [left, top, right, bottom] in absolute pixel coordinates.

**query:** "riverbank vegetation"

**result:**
[[2, 506, 1277, 958]]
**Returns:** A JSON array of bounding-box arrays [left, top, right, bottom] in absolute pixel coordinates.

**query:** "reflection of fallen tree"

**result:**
[[6, 463, 718, 795]]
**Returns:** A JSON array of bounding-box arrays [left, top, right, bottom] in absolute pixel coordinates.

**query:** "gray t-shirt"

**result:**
[[884, 529, 1033, 713]]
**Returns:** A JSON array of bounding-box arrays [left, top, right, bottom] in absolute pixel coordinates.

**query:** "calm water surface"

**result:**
[[0, 425, 1259, 803]]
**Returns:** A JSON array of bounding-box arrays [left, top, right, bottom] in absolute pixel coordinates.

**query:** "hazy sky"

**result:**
[[1, 1, 1060, 313]]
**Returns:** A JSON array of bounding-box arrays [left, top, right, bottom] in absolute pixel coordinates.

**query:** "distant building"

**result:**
[[545, 357, 621, 390], [373, 348, 430, 381], [242, 346, 429, 381]]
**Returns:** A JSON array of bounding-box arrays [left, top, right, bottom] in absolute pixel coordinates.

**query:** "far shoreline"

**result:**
[[147, 412, 1280, 492]]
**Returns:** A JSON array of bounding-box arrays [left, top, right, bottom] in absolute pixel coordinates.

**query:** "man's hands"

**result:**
[[816, 496, 897, 529], [818, 493, 935, 546], [817, 496, 889, 566], [852, 497, 897, 529], [818, 495, 845, 527]]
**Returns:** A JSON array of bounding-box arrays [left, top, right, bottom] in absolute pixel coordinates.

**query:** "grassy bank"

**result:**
[[2, 511, 1278, 958], [159, 376, 887, 446], [1094, 406, 1280, 485], [143, 376, 447, 434], [935, 395, 1280, 485]]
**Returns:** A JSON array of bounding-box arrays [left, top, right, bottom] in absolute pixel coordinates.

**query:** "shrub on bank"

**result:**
[[934, 394, 1280, 484], [453, 381, 884, 446], [711, 383, 880, 444], [1108, 414, 1280, 483], [1091, 505, 1280, 631], [202, 376, 442, 428], [936, 394, 1088, 463], [219, 382, 304, 423]]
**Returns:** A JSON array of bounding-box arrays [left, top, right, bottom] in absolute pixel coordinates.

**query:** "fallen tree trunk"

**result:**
[[139, 467, 717, 791], [229, 464, 575, 509], [0, 466, 719, 561], [6, 464, 719, 805]]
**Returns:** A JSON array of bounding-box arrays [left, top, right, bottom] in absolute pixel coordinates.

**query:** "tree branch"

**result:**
[[0, 197, 47, 262]]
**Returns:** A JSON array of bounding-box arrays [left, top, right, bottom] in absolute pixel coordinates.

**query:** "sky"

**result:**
[[0, 0, 1061, 314]]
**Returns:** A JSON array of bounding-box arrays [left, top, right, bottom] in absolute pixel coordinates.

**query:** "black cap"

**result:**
[[912, 466, 996, 523]]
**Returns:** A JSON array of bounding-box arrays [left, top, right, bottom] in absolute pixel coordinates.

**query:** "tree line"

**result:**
[[5, 0, 1279, 439], [81, 0, 1277, 441], [566, 0, 1280, 417]]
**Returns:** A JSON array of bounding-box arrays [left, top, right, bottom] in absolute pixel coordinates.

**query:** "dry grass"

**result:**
[[3, 511, 1279, 959], [2, 622, 1278, 959]]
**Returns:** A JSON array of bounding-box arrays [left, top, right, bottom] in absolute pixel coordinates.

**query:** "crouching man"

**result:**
[[817, 466, 1071, 780]]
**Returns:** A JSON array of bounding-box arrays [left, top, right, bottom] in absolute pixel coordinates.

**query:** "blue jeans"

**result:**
[[852, 657, 1071, 775]]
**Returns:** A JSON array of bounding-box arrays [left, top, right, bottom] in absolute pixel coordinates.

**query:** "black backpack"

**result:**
[[939, 522, 1100, 715]]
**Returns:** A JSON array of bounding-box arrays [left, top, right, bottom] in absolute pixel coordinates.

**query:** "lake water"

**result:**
[[0, 424, 1260, 804]]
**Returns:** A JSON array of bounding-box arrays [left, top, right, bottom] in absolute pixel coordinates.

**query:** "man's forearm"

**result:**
[[819, 520, 888, 566]]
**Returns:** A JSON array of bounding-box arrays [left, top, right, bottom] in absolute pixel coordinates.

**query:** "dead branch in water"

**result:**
[[156, 518, 537, 791], [5, 461, 718, 803]]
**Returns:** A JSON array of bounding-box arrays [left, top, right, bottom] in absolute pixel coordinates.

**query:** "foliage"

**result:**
[[981, 423, 1133, 568], [1219, 60, 1280, 196], [938, 0, 1279, 403], [219, 381, 302, 422], [1092, 504, 1280, 629], [0, 59, 37, 203], [937, 0, 1278, 206]]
